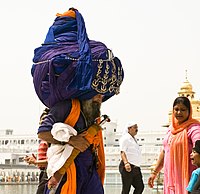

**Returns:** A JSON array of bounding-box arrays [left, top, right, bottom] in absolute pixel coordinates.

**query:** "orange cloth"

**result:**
[[61, 162, 76, 194], [168, 104, 200, 192], [92, 118, 105, 184], [82, 125, 105, 184], [64, 99, 80, 126], [96, 130, 105, 184], [60, 99, 80, 194], [59, 99, 105, 193], [56, 9, 76, 18]]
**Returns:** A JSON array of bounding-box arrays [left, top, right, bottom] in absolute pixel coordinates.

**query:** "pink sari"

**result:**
[[164, 106, 200, 194]]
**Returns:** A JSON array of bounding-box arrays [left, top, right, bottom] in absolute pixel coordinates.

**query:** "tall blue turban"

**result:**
[[31, 8, 124, 108]]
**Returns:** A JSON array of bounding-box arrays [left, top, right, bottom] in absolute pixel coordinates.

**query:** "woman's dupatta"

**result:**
[[168, 105, 200, 193]]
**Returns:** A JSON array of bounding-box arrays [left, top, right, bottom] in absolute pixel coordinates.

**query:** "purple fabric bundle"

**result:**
[[31, 8, 124, 107]]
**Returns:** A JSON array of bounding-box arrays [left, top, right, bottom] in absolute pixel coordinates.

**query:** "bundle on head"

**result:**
[[31, 8, 124, 108]]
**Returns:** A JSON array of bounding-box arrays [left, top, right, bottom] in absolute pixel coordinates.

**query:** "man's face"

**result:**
[[81, 94, 103, 126], [128, 124, 138, 137]]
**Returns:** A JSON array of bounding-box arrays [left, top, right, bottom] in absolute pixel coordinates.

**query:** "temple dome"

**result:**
[[180, 79, 193, 92], [178, 78, 195, 99]]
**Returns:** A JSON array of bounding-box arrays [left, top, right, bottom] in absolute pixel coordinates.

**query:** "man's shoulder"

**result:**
[[51, 99, 73, 117], [120, 134, 129, 142], [52, 99, 72, 109]]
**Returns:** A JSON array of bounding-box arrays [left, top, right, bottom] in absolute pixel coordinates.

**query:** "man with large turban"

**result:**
[[31, 8, 124, 194]]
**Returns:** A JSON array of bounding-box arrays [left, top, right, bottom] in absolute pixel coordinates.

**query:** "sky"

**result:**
[[1, 0, 200, 134]]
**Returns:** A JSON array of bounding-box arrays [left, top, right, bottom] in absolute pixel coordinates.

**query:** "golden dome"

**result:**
[[180, 79, 193, 92], [178, 77, 195, 99]]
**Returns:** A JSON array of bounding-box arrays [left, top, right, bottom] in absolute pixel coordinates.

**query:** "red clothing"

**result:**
[[37, 140, 48, 168]]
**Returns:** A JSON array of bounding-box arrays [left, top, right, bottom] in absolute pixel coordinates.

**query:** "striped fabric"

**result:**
[[37, 140, 48, 168]]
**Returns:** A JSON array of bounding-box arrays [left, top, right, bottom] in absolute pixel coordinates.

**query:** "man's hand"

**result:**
[[124, 163, 131, 172], [68, 131, 90, 152], [48, 171, 63, 190], [24, 154, 37, 165]]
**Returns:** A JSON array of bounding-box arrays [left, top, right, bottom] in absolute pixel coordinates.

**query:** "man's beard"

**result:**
[[81, 99, 101, 126]]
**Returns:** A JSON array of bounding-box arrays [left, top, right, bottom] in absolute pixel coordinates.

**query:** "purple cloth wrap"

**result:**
[[31, 9, 124, 107]]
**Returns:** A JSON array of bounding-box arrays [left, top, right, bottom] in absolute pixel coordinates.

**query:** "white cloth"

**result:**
[[119, 133, 142, 167], [47, 122, 77, 178]]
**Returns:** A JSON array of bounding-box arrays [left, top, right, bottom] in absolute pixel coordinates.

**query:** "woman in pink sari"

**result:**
[[148, 96, 200, 194]]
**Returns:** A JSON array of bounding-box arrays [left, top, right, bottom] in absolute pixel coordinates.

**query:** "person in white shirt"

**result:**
[[119, 121, 144, 194]]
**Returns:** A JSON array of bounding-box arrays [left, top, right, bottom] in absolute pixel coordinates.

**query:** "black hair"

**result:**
[[193, 140, 200, 154], [173, 96, 191, 115]]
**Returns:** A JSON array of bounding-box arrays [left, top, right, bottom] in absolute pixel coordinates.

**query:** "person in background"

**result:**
[[24, 108, 49, 194], [148, 96, 200, 194], [119, 121, 144, 194], [186, 140, 200, 193], [24, 139, 48, 194]]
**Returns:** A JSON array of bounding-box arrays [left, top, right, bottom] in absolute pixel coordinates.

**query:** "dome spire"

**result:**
[[178, 70, 195, 100], [185, 69, 188, 81]]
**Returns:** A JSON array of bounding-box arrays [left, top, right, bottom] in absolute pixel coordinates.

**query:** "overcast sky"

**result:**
[[1, 0, 200, 134]]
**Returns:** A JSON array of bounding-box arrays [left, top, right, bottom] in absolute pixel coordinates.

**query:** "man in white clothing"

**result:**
[[119, 121, 144, 194]]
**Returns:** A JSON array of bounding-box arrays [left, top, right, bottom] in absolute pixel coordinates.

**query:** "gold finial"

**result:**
[[185, 69, 188, 81]]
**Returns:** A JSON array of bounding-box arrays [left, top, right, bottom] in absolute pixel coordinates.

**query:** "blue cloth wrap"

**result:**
[[31, 9, 124, 108]]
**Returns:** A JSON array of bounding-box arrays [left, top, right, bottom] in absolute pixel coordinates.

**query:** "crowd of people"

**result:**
[[26, 95, 200, 194]]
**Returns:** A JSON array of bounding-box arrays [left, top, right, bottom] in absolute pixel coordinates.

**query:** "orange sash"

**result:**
[[60, 99, 80, 194]]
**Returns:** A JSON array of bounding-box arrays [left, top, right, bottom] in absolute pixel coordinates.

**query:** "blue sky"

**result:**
[[1, 0, 200, 134]]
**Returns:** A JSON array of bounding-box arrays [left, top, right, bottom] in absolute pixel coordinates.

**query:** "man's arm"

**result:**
[[148, 149, 164, 188], [24, 154, 48, 167], [38, 131, 90, 152], [38, 100, 72, 144], [120, 151, 131, 172], [120, 151, 129, 164], [38, 131, 60, 144]]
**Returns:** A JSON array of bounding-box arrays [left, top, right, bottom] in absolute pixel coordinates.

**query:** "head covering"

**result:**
[[171, 98, 199, 135], [31, 8, 124, 108], [122, 121, 137, 135], [193, 140, 200, 154]]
